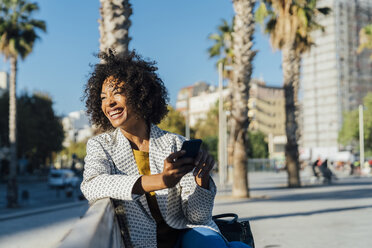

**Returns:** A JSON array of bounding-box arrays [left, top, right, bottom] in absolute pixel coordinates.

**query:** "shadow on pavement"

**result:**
[[241, 204, 372, 221], [216, 182, 372, 206]]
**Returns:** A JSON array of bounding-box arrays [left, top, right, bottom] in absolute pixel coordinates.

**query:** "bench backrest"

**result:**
[[58, 198, 124, 248]]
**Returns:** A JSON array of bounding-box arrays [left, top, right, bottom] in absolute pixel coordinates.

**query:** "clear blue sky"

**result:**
[[0, 0, 282, 116]]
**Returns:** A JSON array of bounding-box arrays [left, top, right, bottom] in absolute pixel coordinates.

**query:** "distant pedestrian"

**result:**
[[319, 159, 332, 184], [350, 162, 355, 175], [312, 157, 321, 178]]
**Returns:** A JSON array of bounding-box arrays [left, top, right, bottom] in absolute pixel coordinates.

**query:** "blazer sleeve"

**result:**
[[179, 174, 217, 224], [173, 134, 217, 224], [80, 138, 142, 203]]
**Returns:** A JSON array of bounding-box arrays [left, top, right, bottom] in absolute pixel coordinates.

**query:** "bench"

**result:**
[[58, 198, 254, 248], [57, 198, 123, 248]]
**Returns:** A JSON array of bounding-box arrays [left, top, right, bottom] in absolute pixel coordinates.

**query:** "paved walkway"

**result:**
[[213, 170, 372, 248], [0, 169, 371, 248]]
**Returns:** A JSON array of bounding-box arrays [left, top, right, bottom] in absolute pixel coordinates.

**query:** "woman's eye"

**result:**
[[100, 96, 106, 100]]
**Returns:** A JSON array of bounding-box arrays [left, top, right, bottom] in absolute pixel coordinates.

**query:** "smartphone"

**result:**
[[179, 139, 202, 159]]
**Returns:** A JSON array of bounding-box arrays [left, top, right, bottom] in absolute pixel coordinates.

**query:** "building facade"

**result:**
[[248, 80, 286, 159], [301, 0, 372, 158], [62, 110, 94, 147], [176, 80, 286, 158]]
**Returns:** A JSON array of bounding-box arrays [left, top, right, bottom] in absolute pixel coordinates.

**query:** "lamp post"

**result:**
[[218, 62, 228, 188], [359, 104, 364, 171], [185, 91, 190, 140]]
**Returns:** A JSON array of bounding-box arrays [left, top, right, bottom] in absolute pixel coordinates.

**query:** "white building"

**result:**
[[176, 80, 287, 159], [301, 0, 372, 158], [176, 82, 230, 127], [0, 72, 8, 96], [62, 110, 93, 147]]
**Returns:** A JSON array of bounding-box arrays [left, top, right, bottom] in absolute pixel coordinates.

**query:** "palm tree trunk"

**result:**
[[282, 45, 301, 188], [7, 56, 18, 208], [99, 0, 132, 55], [231, 0, 256, 198], [293, 53, 301, 142]]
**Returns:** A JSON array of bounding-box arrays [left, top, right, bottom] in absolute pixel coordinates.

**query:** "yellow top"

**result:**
[[132, 149, 181, 247], [132, 149, 155, 196]]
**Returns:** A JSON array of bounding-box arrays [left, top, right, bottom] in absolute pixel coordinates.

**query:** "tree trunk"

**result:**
[[293, 53, 301, 142], [282, 45, 301, 188], [7, 56, 18, 208], [99, 0, 132, 55], [231, 0, 256, 198]]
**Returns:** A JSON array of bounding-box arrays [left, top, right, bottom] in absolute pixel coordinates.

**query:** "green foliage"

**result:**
[[60, 141, 87, 161], [0, 92, 64, 170], [0, 0, 46, 60], [192, 101, 219, 160], [339, 93, 372, 154], [338, 109, 359, 147], [246, 131, 268, 158], [358, 24, 372, 59], [158, 105, 186, 136], [200, 136, 218, 161], [255, 0, 331, 54], [194, 101, 219, 139]]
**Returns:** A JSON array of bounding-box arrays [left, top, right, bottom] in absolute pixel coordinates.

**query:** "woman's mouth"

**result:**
[[108, 108, 124, 119]]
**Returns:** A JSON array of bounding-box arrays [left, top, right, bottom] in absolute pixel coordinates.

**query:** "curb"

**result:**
[[0, 201, 88, 221]]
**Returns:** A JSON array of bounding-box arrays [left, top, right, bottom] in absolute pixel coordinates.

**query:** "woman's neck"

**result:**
[[120, 120, 150, 152]]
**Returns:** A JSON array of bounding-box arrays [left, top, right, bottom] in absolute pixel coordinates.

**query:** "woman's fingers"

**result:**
[[166, 150, 186, 163], [200, 156, 215, 178], [176, 164, 195, 176], [174, 157, 194, 167], [194, 151, 208, 177]]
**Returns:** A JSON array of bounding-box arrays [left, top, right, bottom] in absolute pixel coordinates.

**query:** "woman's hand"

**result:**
[[161, 150, 195, 188], [193, 150, 215, 189]]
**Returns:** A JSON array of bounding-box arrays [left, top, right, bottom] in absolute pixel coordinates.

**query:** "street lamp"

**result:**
[[359, 104, 365, 171], [218, 62, 228, 188]]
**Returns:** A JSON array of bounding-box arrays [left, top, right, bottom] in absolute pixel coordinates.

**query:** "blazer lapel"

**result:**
[[110, 128, 140, 176], [149, 124, 175, 221]]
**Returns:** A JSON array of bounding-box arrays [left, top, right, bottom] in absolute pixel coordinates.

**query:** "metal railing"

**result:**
[[57, 198, 124, 248]]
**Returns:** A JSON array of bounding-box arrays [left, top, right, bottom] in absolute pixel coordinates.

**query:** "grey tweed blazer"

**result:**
[[81, 124, 219, 247]]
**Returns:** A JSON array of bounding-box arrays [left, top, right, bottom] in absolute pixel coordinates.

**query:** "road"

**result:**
[[0, 202, 88, 248], [0, 178, 83, 216]]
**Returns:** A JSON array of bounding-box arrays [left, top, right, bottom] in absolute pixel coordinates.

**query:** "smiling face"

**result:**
[[100, 76, 136, 130]]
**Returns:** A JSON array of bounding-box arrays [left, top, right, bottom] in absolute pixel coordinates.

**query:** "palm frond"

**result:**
[[0, 0, 46, 60], [259, 0, 331, 53]]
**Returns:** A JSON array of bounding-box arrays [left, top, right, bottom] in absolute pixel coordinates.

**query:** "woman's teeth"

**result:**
[[109, 108, 123, 117]]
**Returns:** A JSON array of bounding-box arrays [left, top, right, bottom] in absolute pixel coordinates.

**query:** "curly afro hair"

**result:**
[[83, 50, 169, 131]]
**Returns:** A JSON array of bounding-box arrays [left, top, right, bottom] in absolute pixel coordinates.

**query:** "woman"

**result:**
[[81, 50, 250, 248]]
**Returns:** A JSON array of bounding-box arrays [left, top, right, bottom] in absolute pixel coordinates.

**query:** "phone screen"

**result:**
[[180, 139, 202, 159]]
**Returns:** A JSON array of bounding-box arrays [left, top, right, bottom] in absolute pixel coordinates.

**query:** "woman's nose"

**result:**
[[105, 95, 116, 107]]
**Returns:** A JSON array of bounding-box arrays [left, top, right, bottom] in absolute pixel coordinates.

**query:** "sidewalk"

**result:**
[[213, 171, 372, 248]]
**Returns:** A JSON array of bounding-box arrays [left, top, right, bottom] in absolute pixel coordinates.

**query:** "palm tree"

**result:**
[[230, 0, 256, 198], [0, 0, 46, 207], [208, 18, 234, 80], [99, 0, 132, 54], [256, 0, 330, 187], [358, 24, 372, 58]]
